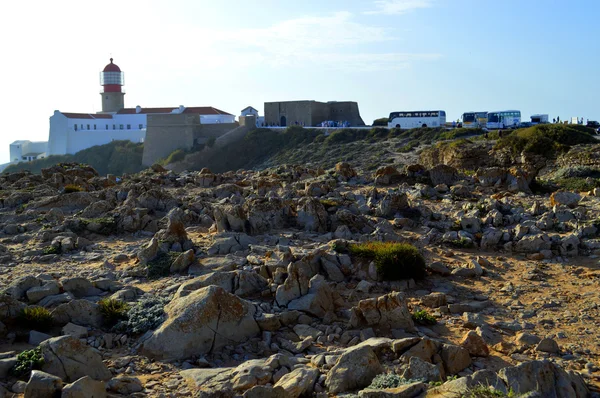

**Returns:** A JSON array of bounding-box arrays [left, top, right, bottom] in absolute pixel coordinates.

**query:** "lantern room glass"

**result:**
[[100, 71, 124, 85]]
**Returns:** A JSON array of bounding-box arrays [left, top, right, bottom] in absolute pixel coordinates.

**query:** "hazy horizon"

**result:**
[[1, 0, 598, 164]]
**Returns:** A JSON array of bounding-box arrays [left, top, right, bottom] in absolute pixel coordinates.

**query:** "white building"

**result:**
[[10, 59, 235, 162], [240, 106, 265, 127], [9, 140, 48, 163]]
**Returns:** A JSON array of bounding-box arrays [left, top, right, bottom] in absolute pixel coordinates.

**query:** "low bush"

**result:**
[[349, 241, 426, 280], [555, 177, 600, 192], [462, 385, 517, 397], [368, 373, 421, 389], [3, 140, 144, 176], [448, 237, 475, 249], [324, 129, 368, 145], [146, 251, 180, 279], [372, 118, 389, 127], [63, 184, 84, 193], [10, 347, 44, 378], [114, 296, 168, 334], [98, 298, 130, 327], [163, 149, 186, 165], [495, 124, 597, 158], [412, 309, 437, 325], [42, 245, 60, 255], [17, 307, 53, 332]]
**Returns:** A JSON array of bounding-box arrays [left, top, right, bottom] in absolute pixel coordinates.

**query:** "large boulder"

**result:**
[[349, 292, 415, 331], [296, 197, 328, 233], [498, 360, 588, 397], [429, 164, 458, 186], [287, 275, 337, 317], [273, 366, 319, 398], [51, 300, 103, 328], [335, 162, 357, 180], [40, 336, 111, 382], [325, 345, 384, 394], [376, 192, 409, 218], [61, 376, 106, 398], [141, 286, 260, 360], [24, 370, 63, 398], [550, 191, 581, 208], [275, 260, 319, 306], [155, 207, 190, 244], [0, 294, 27, 320], [175, 270, 267, 299]]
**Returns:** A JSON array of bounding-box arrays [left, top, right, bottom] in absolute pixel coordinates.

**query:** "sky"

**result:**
[[0, 0, 599, 163]]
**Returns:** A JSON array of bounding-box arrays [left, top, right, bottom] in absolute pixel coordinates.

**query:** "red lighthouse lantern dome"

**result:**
[[103, 58, 121, 72], [100, 58, 124, 93]]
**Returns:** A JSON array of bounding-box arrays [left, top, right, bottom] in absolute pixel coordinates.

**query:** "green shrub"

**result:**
[[42, 245, 60, 255], [368, 373, 421, 389], [147, 252, 180, 279], [10, 347, 44, 378], [114, 296, 167, 334], [449, 237, 475, 248], [462, 385, 517, 397], [64, 184, 84, 193], [98, 298, 130, 327], [18, 307, 53, 332], [372, 118, 389, 127], [554, 177, 600, 192], [495, 124, 596, 158], [163, 149, 186, 165], [3, 140, 144, 176], [366, 127, 390, 140], [319, 199, 340, 209], [412, 309, 437, 325], [324, 129, 368, 145], [349, 242, 426, 280]]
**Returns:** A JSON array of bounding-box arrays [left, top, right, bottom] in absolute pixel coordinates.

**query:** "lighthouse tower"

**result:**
[[99, 58, 125, 113]]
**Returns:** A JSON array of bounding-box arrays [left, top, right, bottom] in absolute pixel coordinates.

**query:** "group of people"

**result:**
[[319, 120, 351, 128], [552, 116, 587, 125]]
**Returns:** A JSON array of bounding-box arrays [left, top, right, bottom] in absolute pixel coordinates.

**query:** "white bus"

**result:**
[[530, 114, 548, 124], [387, 110, 446, 129], [486, 110, 521, 129], [461, 112, 488, 128]]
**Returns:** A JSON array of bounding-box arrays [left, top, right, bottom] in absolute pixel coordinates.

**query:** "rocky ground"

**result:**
[[0, 135, 599, 398]]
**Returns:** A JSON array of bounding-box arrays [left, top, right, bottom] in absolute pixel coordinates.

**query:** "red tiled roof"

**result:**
[[116, 107, 232, 116], [61, 113, 113, 119]]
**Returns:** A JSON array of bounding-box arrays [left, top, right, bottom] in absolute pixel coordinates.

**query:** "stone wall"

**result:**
[[142, 114, 239, 166], [142, 114, 198, 166], [264, 101, 365, 127]]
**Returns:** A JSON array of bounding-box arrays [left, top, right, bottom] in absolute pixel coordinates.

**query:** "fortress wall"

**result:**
[[142, 114, 197, 166]]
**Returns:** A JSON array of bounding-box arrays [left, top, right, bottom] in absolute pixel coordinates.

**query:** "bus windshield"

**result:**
[[488, 113, 499, 123], [463, 113, 476, 122]]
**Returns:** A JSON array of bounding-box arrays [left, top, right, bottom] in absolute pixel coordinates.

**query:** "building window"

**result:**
[[127, 124, 131, 130], [94, 124, 97, 130], [113, 125, 116, 130], [138, 124, 143, 129], [81, 124, 83, 129], [119, 124, 124, 130], [87, 124, 90, 130], [106, 124, 108, 130], [74, 125, 78, 131]]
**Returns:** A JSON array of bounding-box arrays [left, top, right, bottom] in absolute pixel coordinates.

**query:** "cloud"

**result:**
[[157, 11, 441, 72], [365, 0, 433, 15]]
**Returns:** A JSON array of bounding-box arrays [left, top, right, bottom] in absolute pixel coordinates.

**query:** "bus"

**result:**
[[387, 111, 446, 129], [486, 110, 521, 129], [530, 114, 548, 124], [461, 112, 488, 129]]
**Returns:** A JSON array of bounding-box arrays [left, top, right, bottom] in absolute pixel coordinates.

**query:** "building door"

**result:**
[[280, 116, 287, 127]]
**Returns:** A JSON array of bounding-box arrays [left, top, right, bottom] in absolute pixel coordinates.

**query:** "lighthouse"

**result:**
[[99, 58, 125, 113]]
